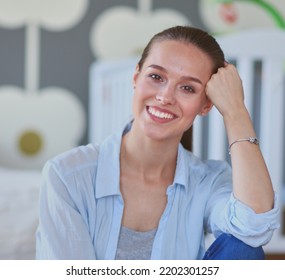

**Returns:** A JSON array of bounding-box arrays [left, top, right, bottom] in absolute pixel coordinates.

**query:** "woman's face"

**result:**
[[132, 40, 214, 143]]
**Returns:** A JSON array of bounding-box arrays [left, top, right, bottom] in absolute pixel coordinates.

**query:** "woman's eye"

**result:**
[[182, 85, 195, 93], [149, 73, 162, 81]]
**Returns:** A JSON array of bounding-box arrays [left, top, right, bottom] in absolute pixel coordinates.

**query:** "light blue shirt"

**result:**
[[36, 125, 279, 259]]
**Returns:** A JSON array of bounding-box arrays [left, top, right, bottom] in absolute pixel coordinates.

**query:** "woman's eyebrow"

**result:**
[[147, 64, 167, 72], [147, 64, 203, 85]]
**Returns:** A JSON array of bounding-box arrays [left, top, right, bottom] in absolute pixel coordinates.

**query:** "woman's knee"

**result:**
[[203, 233, 265, 260]]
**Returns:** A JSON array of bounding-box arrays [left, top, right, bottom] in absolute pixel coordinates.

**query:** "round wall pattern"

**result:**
[[0, 86, 85, 169], [0, 0, 89, 30], [18, 130, 43, 156], [0, 0, 89, 169], [90, 0, 190, 59]]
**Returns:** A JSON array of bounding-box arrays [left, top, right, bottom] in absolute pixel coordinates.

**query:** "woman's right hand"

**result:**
[[205, 63, 246, 119]]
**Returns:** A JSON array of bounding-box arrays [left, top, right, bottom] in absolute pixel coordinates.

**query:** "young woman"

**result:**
[[36, 26, 279, 260]]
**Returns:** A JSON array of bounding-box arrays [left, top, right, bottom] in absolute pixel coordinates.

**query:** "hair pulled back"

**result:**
[[138, 25, 224, 74]]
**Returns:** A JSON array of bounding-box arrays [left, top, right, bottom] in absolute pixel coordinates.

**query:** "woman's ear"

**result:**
[[133, 65, 140, 89], [199, 98, 213, 116]]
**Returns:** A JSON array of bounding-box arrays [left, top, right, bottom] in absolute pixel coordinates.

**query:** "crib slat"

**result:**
[[193, 116, 204, 158], [260, 58, 284, 190], [236, 57, 255, 117], [207, 107, 227, 160]]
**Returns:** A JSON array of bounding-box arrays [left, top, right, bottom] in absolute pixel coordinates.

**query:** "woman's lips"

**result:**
[[146, 106, 177, 121]]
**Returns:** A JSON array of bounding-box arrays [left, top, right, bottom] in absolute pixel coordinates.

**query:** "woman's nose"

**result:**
[[155, 86, 176, 105]]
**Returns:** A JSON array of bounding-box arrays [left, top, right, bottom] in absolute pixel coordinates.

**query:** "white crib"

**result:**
[[89, 28, 285, 254]]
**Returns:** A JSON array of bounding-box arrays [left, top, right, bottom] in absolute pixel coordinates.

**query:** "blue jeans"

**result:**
[[203, 233, 265, 260]]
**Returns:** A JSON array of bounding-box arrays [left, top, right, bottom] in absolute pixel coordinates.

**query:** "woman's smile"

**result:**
[[146, 105, 177, 122]]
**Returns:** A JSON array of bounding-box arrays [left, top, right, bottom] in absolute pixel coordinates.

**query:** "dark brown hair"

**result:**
[[137, 25, 225, 151]]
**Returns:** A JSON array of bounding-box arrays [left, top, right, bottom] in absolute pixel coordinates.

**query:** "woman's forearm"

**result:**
[[224, 108, 274, 213], [206, 63, 274, 213]]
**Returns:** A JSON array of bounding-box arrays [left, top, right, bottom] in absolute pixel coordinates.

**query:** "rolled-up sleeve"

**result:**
[[220, 193, 280, 247], [204, 161, 280, 247], [209, 190, 280, 247]]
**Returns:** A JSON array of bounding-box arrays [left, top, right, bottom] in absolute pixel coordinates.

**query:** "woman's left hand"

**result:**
[[205, 62, 245, 118]]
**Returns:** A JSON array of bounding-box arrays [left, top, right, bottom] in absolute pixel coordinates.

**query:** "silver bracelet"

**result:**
[[228, 137, 259, 154]]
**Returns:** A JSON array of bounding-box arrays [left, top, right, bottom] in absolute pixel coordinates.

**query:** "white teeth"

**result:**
[[148, 107, 174, 119]]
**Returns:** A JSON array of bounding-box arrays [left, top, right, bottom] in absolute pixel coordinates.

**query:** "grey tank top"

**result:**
[[115, 226, 157, 260]]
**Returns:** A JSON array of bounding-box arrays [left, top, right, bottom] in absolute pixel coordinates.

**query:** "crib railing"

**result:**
[[89, 29, 285, 253], [89, 57, 136, 144]]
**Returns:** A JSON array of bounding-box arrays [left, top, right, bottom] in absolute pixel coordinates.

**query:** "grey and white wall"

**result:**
[[0, 0, 284, 169]]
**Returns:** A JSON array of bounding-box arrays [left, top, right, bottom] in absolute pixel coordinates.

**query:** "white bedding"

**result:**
[[0, 167, 42, 259]]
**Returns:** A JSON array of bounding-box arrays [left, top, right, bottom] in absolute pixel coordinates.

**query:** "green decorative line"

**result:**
[[217, 0, 285, 28]]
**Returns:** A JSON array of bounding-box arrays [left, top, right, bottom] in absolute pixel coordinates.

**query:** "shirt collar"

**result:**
[[172, 143, 189, 188], [95, 123, 190, 198], [95, 128, 123, 199]]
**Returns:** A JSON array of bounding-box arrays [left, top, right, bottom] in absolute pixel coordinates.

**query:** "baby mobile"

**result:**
[[200, 0, 285, 33], [217, 0, 285, 27]]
